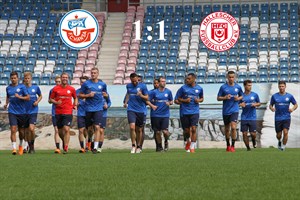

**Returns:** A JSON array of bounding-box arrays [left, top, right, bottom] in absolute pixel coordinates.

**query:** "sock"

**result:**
[[98, 142, 103, 148], [137, 145, 141, 149], [246, 144, 250, 149], [24, 141, 28, 150], [80, 141, 84, 148], [191, 142, 196, 149], [231, 139, 236, 147], [252, 138, 256, 147], [31, 140, 34, 149], [158, 143, 162, 149], [226, 139, 230, 147], [19, 139, 23, 146], [282, 145, 286, 149], [278, 140, 282, 146], [94, 142, 99, 149], [85, 142, 88, 148], [64, 145, 68, 151], [132, 144, 136, 147], [12, 142, 16, 149], [55, 143, 60, 149]]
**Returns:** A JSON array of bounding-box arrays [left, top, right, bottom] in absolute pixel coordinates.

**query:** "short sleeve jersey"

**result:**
[[25, 85, 41, 114], [240, 92, 260, 120], [50, 85, 76, 115], [126, 82, 148, 113], [270, 92, 297, 121], [6, 84, 29, 114], [149, 88, 173, 117]]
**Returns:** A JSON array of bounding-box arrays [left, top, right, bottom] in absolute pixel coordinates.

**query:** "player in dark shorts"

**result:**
[[4, 71, 30, 155], [50, 73, 77, 154], [123, 73, 148, 153], [148, 77, 173, 152], [269, 81, 298, 151], [176, 73, 204, 153], [217, 71, 243, 152], [24, 72, 42, 153], [239, 80, 261, 151]]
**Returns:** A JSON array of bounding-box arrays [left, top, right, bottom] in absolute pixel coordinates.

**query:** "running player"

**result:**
[[148, 77, 173, 152], [49, 76, 62, 153], [77, 76, 88, 153], [269, 81, 298, 151], [123, 73, 148, 153], [98, 92, 111, 153], [239, 80, 261, 151], [79, 68, 108, 154], [4, 71, 30, 155], [147, 79, 159, 151], [23, 72, 42, 153], [217, 71, 243, 152], [50, 73, 77, 154], [176, 73, 204, 153]]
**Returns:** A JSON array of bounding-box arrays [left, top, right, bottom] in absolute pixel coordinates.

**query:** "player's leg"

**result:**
[[9, 114, 18, 155], [190, 114, 199, 153], [140, 115, 146, 150], [275, 120, 283, 150], [152, 117, 162, 151], [151, 117, 159, 151], [249, 120, 257, 148], [135, 112, 145, 153], [223, 115, 231, 151], [241, 120, 250, 150], [78, 116, 86, 153], [17, 114, 28, 155], [28, 114, 37, 153], [52, 115, 60, 153], [62, 115, 73, 154], [281, 120, 291, 151], [98, 116, 107, 153], [127, 111, 137, 153], [182, 115, 191, 152], [91, 111, 103, 154], [18, 127, 25, 155], [229, 113, 239, 152], [162, 118, 170, 151]]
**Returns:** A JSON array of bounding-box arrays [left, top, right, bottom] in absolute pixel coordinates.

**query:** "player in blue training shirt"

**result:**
[[77, 76, 89, 153], [148, 77, 173, 152], [217, 71, 243, 152], [269, 81, 298, 151], [24, 72, 42, 154], [176, 73, 203, 153], [137, 75, 147, 151], [147, 79, 159, 151], [4, 71, 30, 155], [49, 76, 62, 154], [174, 78, 189, 149], [79, 68, 108, 154], [98, 92, 111, 153], [123, 73, 148, 153], [239, 80, 261, 151]]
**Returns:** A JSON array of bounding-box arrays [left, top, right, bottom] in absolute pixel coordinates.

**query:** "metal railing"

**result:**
[[60, 0, 107, 12]]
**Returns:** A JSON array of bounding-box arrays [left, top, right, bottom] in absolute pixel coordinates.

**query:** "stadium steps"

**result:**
[[97, 12, 125, 84], [81, 0, 98, 12]]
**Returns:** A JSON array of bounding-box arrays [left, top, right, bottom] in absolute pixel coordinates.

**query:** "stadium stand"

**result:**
[[0, 0, 104, 85], [113, 2, 299, 84]]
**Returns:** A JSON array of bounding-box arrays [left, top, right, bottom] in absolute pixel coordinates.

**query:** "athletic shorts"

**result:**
[[223, 112, 239, 125], [181, 114, 199, 128], [28, 113, 38, 125], [77, 116, 86, 129], [52, 115, 57, 127], [275, 119, 291, 133], [180, 116, 186, 129], [85, 111, 103, 127], [55, 114, 73, 129], [241, 120, 257, 132], [127, 111, 145, 127], [151, 117, 169, 132], [101, 117, 107, 129], [8, 113, 29, 128]]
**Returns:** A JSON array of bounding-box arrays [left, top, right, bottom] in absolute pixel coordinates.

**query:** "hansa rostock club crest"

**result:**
[[200, 12, 239, 52], [59, 9, 99, 50]]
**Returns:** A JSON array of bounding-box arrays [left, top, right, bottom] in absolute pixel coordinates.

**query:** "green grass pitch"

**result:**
[[0, 148, 299, 200]]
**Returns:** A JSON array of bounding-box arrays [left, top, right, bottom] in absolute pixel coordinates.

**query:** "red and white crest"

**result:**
[[200, 12, 239, 52]]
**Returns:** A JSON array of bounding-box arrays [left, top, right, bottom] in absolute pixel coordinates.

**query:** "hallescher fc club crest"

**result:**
[[59, 9, 99, 50]]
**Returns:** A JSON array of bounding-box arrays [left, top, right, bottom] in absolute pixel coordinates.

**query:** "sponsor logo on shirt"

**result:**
[[16, 88, 20, 92], [164, 94, 168, 97], [195, 89, 199, 93], [251, 96, 254, 100], [32, 89, 35, 92], [98, 85, 102, 89], [235, 88, 238, 92], [67, 90, 71, 94], [285, 97, 289, 101]]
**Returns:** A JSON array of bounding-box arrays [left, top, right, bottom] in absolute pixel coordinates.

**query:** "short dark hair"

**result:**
[[227, 71, 235, 76], [187, 73, 196, 78], [153, 78, 159, 83], [243, 79, 252, 86], [278, 80, 286, 86], [130, 73, 138, 79], [10, 71, 18, 77], [80, 76, 89, 81], [158, 77, 165, 82]]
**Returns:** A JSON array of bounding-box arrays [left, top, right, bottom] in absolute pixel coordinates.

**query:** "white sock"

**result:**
[[24, 141, 28, 149], [94, 142, 99, 149], [12, 142, 16, 149], [282, 145, 286, 149], [19, 139, 23, 146], [191, 142, 196, 149]]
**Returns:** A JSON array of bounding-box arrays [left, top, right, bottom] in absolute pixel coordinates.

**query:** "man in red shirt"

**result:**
[[50, 73, 77, 154]]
